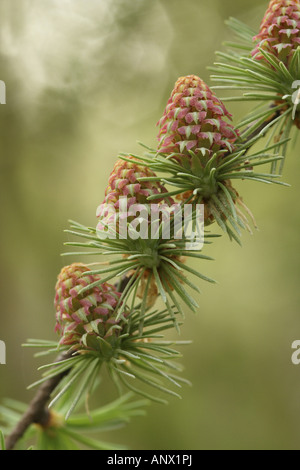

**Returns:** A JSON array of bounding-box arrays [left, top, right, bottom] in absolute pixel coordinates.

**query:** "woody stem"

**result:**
[[5, 276, 130, 450]]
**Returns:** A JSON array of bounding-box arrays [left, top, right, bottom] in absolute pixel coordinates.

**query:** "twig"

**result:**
[[241, 104, 282, 144], [3, 106, 282, 450], [5, 275, 132, 450], [5, 350, 72, 450]]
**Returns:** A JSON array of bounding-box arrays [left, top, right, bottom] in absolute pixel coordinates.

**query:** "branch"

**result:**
[[5, 274, 132, 451], [240, 105, 282, 146], [5, 350, 72, 450], [3, 105, 282, 450]]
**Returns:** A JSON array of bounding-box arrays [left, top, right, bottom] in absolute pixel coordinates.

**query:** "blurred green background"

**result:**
[[1, 0, 300, 450]]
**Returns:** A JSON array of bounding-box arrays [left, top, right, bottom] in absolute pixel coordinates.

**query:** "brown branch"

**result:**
[[5, 275, 131, 450], [5, 350, 72, 450], [241, 105, 282, 146], [4, 108, 283, 450]]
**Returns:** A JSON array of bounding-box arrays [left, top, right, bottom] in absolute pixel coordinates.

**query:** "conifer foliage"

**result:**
[[1, 1, 297, 450]]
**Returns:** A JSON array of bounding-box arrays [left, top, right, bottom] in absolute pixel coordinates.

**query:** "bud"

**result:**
[[175, 181, 241, 226], [54, 263, 123, 353], [155, 76, 253, 236], [252, 0, 300, 66], [97, 155, 173, 234], [157, 75, 238, 158], [136, 270, 158, 308]]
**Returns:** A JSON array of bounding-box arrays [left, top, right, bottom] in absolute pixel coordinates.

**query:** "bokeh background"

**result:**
[[0, 0, 300, 450]]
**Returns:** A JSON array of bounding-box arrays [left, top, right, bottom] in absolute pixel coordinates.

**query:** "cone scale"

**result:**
[[97, 155, 174, 235], [157, 75, 238, 158], [252, 0, 300, 66], [153, 75, 257, 239], [54, 263, 123, 352]]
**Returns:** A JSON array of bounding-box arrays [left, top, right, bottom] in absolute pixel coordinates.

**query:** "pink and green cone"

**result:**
[[54, 263, 123, 352], [157, 75, 238, 158], [252, 0, 300, 66], [96, 155, 174, 234], [156, 75, 251, 232]]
